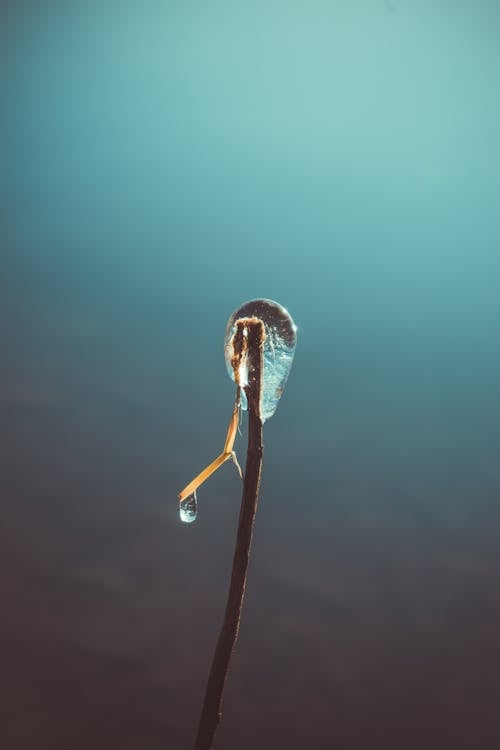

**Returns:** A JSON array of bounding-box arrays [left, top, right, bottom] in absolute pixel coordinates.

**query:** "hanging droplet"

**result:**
[[224, 299, 297, 422], [179, 491, 197, 523]]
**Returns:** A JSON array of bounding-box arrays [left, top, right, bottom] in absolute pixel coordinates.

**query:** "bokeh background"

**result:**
[[1, 2, 500, 748]]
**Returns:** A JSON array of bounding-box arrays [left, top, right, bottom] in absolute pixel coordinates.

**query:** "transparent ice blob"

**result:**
[[179, 491, 197, 523], [224, 299, 297, 422]]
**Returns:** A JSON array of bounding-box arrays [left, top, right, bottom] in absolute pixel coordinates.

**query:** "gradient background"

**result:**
[[1, 2, 500, 748]]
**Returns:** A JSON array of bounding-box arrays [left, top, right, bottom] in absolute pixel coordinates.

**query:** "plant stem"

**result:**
[[193, 319, 264, 750]]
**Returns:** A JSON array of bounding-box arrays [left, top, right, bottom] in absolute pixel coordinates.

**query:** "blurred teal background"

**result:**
[[1, 2, 500, 748]]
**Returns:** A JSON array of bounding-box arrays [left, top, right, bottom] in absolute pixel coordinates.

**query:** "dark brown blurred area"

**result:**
[[2, 279, 500, 749]]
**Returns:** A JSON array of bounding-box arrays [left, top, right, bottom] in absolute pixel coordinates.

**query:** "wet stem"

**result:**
[[193, 319, 265, 750]]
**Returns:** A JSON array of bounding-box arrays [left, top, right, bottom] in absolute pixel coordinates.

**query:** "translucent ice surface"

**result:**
[[179, 491, 197, 523], [224, 299, 297, 422]]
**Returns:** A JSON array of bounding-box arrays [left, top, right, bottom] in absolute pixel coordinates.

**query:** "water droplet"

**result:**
[[224, 299, 297, 422], [179, 491, 197, 523]]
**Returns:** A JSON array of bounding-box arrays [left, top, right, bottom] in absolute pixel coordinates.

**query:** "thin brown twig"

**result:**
[[193, 319, 265, 750]]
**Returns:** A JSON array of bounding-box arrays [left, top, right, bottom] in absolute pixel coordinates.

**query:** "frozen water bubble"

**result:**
[[178, 300, 296, 523], [224, 299, 297, 422], [179, 491, 197, 523]]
